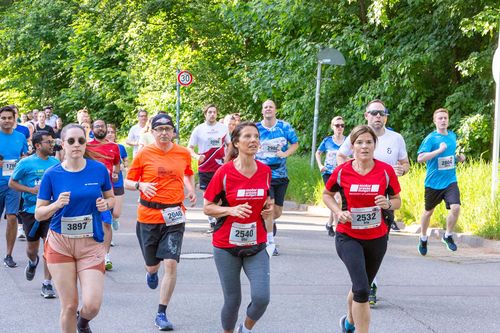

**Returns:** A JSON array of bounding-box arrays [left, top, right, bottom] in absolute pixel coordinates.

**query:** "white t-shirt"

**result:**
[[338, 128, 408, 166], [188, 122, 231, 173], [127, 123, 145, 157]]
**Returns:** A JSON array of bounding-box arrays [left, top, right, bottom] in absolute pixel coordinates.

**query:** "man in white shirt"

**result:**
[[43, 106, 59, 128], [126, 109, 149, 158]]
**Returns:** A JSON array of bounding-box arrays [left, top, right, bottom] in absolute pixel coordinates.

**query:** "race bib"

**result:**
[[61, 215, 93, 238], [161, 206, 186, 226], [2, 159, 17, 177], [34, 179, 41, 186], [350, 206, 382, 230], [229, 222, 257, 246], [207, 137, 222, 149], [437, 156, 455, 170], [258, 138, 286, 159]]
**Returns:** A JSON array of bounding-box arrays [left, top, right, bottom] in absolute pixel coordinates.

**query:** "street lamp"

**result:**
[[310, 48, 346, 168]]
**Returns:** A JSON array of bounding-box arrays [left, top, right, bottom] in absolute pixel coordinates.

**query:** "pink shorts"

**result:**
[[44, 230, 105, 273]]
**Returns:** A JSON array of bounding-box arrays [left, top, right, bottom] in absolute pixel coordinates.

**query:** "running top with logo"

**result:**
[[255, 120, 298, 179], [204, 160, 271, 248], [417, 130, 458, 190], [0, 130, 28, 185], [326, 159, 401, 240], [188, 122, 230, 173], [37, 159, 112, 242], [338, 129, 407, 166], [317, 136, 345, 175], [113, 143, 128, 189], [127, 143, 194, 224], [11, 154, 59, 214], [86, 139, 121, 183]]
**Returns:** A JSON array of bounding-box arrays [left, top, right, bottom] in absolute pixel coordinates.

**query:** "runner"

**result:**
[[44, 105, 59, 128], [323, 125, 401, 333], [255, 99, 299, 256], [35, 111, 56, 138], [126, 109, 148, 158], [187, 104, 230, 232], [315, 116, 346, 237], [124, 114, 196, 331], [86, 119, 121, 271], [204, 122, 273, 333], [9, 131, 59, 298], [35, 123, 114, 333], [106, 123, 129, 235], [417, 108, 465, 256], [337, 99, 409, 305], [0, 105, 28, 268]]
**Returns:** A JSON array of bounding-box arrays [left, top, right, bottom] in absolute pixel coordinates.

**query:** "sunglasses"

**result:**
[[334, 124, 345, 128], [66, 137, 86, 145], [367, 110, 386, 116]]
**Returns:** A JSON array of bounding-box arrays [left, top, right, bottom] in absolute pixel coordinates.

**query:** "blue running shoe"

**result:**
[[147, 272, 159, 289], [418, 239, 428, 256], [442, 234, 457, 251], [155, 312, 174, 331], [339, 315, 355, 333]]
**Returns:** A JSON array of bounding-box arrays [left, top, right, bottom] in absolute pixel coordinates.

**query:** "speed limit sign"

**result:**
[[177, 70, 193, 87]]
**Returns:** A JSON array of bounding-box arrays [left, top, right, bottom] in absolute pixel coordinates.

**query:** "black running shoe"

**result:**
[[369, 284, 377, 306], [3, 255, 17, 268], [77, 311, 93, 333], [41, 283, 56, 299], [442, 234, 457, 251], [25, 255, 39, 281], [390, 222, 400, 231]]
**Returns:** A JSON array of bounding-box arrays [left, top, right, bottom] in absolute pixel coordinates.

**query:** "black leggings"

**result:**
[[335, 232, 387, 303]]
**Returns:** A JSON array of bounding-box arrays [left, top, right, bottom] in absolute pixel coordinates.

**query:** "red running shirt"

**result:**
[[86, 139, 121, 182], [204, 160, 271, 248], [325, 159, 401, 240]]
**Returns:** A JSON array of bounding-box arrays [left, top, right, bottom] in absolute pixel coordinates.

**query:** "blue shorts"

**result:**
[[0, 183, 21, 216]]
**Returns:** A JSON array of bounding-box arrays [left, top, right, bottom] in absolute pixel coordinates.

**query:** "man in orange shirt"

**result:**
[[125, 113, 196, 331]]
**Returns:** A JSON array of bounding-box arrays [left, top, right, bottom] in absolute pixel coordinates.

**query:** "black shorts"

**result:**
[[424, 182, 461, 211], [269, 178, 289, 207], [113, 186, 125, 196], [136, 222, 185, 266], [322, 173, 332, 186], [199, 172, 215, 190], [19, 212, 50, 242]]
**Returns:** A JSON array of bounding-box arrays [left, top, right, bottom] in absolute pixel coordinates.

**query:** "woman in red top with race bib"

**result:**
[[204, 121, 273, 333], [323, 125, 401, 333]]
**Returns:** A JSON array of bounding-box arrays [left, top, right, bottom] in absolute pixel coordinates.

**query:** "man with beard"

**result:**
[[9, 131, 59, 297], [87, 119, 121, 270]]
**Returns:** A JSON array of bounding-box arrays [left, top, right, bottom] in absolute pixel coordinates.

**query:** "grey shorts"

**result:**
[[136, 222, 185, 266]]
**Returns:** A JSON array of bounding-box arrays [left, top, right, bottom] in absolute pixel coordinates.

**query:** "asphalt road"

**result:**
[[1, 190, 500, 332]]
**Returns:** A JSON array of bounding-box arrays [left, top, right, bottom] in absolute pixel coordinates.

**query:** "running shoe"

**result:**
[[112, 219, 120, 231], [41, 283, 56, 299], [147, 272, 159, 289], [105, 259, 113, 271], [325, 223, 335, 237], [17, 225, 26, 240], [236, 323, 243, 333], [25, 255, 39, 281], [3, 255, 17, 268], [154, 312, 174, 331], [418, 238, 428, 256], [442, 234, 457, 251], [369, 284, 377, 306], [110, 240, 116, 247], [390, 222, 400, 231], [272, 247, 279, 256], [77, 311, 93, 333], [339, 315, 355, 333]]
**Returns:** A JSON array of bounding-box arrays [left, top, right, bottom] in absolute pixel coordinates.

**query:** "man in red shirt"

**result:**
[[86, 119, 121, 270]]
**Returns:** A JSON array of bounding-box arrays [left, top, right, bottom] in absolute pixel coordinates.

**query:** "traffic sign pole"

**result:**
[[176, 69, 181, 143]]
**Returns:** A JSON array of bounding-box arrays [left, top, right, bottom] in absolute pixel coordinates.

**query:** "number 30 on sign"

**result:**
[[177, 70, 193, 87]]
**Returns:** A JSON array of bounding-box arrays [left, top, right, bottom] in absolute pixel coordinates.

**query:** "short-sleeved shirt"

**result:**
[[188, 122, 230, 173], [204, 161, 271, 248], [46, 114, 59, 128], [417, 130, 458, 190], [14, 124, 30, 139], [37, 159, 112, 242], [338, 128, 408, 166], [35, 124, 56, 138], [0, 130, 28, 185], [255, 120, 299, 179], [11, 154, 59, 213], [86, 139, 121, 182], [317, 136, 345, 175], [127, 143, 194, 224], [326, 159, 401, 240], [113, 144, 128, 188], [127, 123, 146, 157]]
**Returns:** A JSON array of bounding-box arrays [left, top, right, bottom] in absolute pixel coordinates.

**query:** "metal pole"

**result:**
[[176, 68, 181, 144], [310, 61, 322, 168], [492, 30, 500, 200]]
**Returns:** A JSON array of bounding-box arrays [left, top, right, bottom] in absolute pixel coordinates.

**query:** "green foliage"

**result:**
[[285, 155, 323, 205]]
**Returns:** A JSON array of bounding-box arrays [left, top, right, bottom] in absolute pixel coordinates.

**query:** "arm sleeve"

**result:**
[[11, 160, 26, 181], [188, 127, 198, 148], [417, 135, 432, 155], [397, 135, 408, 160], [317, 138, 327, 153], [285, 122, 299, 144]]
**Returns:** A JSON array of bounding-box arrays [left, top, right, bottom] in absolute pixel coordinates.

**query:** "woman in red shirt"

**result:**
[[204, 121, 273, 333], [323, 125, 401, 333]]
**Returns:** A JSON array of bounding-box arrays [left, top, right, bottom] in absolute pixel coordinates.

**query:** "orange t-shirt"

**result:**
[[127, 143, 194, 224]]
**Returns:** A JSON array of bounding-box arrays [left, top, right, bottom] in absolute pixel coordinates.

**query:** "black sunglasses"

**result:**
[[66, 137, 86, 145], [334, 124, 345, 128], [367, 110, 386, 116]]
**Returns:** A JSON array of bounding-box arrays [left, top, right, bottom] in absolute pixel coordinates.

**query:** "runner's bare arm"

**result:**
[[35, 192, 70, 221], [8, 178, 38, 195], [276, 142, 298, 158]]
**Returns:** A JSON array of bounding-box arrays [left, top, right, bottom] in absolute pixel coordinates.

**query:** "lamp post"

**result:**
[[310, 48, 346, 168], [491, 30, 500, 200]]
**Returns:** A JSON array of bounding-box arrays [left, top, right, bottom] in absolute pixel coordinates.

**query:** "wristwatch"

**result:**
[[135, 181, 140, 190]]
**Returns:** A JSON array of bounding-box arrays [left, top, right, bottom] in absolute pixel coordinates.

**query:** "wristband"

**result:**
[[387, 199, 392, 210]]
